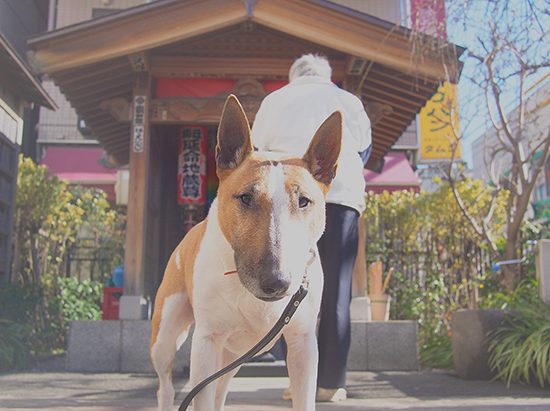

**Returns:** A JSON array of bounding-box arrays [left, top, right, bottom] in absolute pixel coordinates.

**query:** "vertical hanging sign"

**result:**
[[411, 1, 461, 163], [133, 95, 146, 153], [178, 126, 207, 204], [418, 82, 461, 162]]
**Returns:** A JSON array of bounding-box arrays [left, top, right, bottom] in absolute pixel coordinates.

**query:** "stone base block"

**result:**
[[68, 320, 418, 373], [67, 320, 192, 373], [67, 321, 122, 373], [348, 320, 419, 371]]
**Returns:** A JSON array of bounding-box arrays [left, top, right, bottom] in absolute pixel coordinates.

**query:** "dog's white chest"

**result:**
[[194, 273, 286, 355], [189, 201, 287, 354]]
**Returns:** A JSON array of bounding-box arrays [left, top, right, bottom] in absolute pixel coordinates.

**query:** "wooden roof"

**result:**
[[27, 0, 464, 170], [0, 35, 56, 111]]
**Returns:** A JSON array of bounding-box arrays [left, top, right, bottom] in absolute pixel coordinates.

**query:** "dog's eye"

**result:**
[[298, 196, 311, 209], [238, 193, 252, 207]]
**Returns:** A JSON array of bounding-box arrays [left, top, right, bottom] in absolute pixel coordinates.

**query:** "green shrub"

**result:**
[[5, 155, 124, 361], [0, 276, 103, 370], [389, 271, 455, 369], [363, 184, 545, 372], [47, 276, 103, 339], [0, 282, 41, 324], [488, 290, 550, 387], [0, 319, 31, 372], [419, 331, 454, 370]]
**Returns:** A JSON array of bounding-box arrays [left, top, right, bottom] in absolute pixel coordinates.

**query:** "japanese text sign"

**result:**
[[419, 82, 461, 162], [133, 95, 146, 153], [178, 126, 207, 204]]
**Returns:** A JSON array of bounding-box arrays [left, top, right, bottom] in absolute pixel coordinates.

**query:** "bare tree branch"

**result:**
[[441, 0, 550, 290]]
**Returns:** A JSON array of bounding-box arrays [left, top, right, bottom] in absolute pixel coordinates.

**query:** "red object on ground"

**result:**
[[102, 287, 123, 320]]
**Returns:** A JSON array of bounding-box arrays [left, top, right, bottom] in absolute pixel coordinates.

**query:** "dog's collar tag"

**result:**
[[223, 260, 237, 276]]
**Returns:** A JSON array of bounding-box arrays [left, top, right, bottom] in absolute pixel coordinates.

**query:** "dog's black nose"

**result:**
[[260, 276, 290, 297]]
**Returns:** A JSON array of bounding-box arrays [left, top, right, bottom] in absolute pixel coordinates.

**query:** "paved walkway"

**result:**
[[1, 367, 550, 411]]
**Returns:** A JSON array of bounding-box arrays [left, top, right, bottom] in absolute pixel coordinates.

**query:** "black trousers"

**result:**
[[317, 203, 359, 389], [279, 203, 359, 389]]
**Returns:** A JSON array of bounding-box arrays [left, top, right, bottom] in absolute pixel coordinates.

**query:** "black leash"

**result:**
[[178, 284, 309, 411]]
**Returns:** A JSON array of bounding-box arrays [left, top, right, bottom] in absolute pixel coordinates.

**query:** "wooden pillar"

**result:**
[[119, 73, 151, 320]]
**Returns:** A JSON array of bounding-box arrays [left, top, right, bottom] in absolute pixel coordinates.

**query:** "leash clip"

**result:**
[[301, 248, 315, 290], [280, 284, 308, 323]]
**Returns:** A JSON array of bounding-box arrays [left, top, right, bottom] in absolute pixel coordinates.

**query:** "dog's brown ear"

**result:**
[[216, 95, 254, 174], [302, 111, 343, 186]]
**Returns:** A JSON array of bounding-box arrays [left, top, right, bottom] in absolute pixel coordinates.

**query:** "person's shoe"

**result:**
[[282, 386, 292, 400], [316, 387, 347, 402], [282, 386, 347, 402]]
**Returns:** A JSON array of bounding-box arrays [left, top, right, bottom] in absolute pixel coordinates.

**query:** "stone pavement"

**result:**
[[1, 367, 550, 411]]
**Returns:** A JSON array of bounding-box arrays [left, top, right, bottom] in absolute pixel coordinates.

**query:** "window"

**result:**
[[0, 99, 23, 145]]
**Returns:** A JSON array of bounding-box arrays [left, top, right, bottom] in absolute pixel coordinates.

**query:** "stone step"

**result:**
[[181, 359, 288, 378], [236, 360, 288, 378]]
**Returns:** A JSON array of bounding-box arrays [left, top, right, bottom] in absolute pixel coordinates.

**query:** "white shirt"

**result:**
[[251, 75, 372, 213]]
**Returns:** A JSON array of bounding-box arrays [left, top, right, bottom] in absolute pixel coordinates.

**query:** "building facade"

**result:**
[[36, 0, 420, 203], [28, 0, 462, 318], [0, 0, 55, 281], [37, 0, 410, 157], [471, 79, 550, 221], [0, 0, 54, 157]]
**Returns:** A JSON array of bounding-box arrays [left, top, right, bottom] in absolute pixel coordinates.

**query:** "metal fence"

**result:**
[[363, 212, 493, 286], [66, 238, 117, 283]]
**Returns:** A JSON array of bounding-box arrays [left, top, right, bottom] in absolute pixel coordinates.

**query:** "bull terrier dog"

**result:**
[[150, 94, 342, 411]]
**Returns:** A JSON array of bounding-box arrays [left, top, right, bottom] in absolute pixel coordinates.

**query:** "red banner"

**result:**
[[178, 126, 207, 204]]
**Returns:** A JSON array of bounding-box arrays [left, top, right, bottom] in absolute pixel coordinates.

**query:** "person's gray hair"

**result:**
[[288, 54, 332, 82]]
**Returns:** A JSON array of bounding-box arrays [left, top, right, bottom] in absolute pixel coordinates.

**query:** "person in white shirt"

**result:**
[[251, 54, 372, 402]]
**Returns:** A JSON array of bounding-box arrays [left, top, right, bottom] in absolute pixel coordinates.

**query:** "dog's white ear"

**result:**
[[216, 95, 254, 173], [302, 111, 343, 186]]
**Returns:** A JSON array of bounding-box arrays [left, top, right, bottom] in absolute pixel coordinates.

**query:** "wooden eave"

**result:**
[[28, 0, 460, 79], [27, 0, 464, 170], [0, 35, 56, 111]]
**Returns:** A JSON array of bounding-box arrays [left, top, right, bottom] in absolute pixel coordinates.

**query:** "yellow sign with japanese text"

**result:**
[[419, 82, 461, 162]]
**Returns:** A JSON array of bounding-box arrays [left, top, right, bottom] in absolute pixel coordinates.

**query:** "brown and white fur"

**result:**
[[150, 95, 342, 411]]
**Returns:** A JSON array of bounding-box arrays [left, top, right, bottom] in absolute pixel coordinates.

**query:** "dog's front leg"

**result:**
[[214, 349, 240, 411], [285, 330, 318, 411], [189, 328, 227, 411]]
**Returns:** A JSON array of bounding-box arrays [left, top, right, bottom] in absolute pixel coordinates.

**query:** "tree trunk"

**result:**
[[29, 234, 48, 329], [30, 235, 41, 284], [10, 212, 28, 284]]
